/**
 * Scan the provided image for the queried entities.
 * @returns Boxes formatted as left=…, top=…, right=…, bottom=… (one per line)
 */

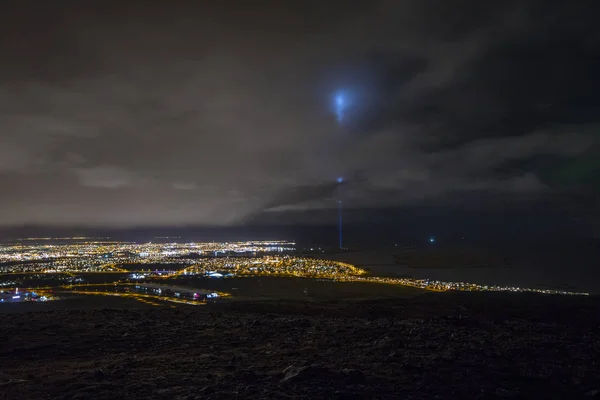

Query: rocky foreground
left=1, top=292, right=600, bottom=399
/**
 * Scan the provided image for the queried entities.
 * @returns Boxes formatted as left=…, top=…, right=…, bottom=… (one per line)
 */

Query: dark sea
left=324, top=240, right=600, bottom=294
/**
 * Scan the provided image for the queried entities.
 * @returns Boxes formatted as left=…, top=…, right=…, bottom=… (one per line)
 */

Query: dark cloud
left=0, top=0, right=598, bottom=232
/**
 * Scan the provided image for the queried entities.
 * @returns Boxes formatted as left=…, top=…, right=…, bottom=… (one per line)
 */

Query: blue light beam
left=338, top=199, right=343, bottom=249
left=334, top=91, right=349, bottom=124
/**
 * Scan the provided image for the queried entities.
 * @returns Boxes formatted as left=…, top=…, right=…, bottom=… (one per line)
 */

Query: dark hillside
left=1, top=293, right=599, bottom=399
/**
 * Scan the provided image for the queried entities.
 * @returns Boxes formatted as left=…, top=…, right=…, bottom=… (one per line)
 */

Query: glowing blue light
left=429, top=236, right=436, bottom=244
left=337, top=177, right=344, bottom=183
left=333, top=90, right=349, bottom=124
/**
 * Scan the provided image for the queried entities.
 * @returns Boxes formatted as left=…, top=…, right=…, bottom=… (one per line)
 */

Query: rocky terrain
left=1, top=292, right=600, bottom=399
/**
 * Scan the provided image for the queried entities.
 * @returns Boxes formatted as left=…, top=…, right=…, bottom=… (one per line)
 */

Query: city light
left=0, top=238, right=589, bottom=300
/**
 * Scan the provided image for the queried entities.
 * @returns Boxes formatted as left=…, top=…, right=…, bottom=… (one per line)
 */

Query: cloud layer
left=0, top=0, right=598, bottom=227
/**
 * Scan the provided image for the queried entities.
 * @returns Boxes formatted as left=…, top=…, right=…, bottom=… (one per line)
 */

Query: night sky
left=1, top=1, right=599, bottom=240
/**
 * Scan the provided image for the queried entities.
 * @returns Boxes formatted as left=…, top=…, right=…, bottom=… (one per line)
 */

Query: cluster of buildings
left=0, top=240, right=296, bottom=274
left=0, top=238, right=590, bottom=298
left=68, top=283, right=223, bottom=304
left=0, top=288, right=54, bottom=303
left=180, top=256, right=365, bottom=278
left=179, top=256, right=588, bottom=295
left=331, top=275, right=589, bottom=296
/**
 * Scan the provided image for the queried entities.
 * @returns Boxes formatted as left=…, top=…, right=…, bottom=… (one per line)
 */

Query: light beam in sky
left=333, top=90, right=349, bottom=249
left=334, top=90, right=349, bottom=124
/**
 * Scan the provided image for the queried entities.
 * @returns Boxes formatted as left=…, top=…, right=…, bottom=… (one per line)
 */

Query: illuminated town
left=0, top=239, right=589, bottom=304
left=0, top=239, right=296, bottom=273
